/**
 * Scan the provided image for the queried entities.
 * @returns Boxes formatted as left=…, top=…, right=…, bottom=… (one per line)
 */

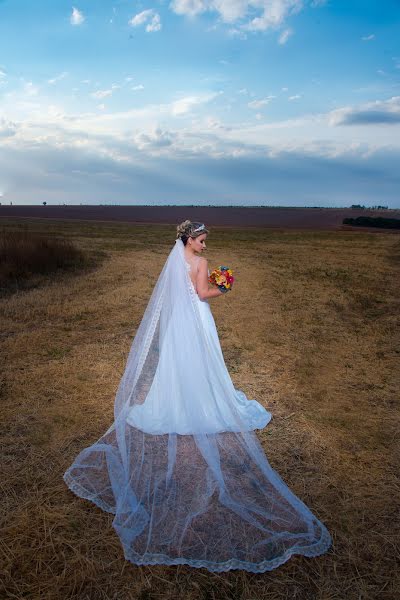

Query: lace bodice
left=185, top=257, right=210, bottom=276
left=185, top=258, right=210, bottom=295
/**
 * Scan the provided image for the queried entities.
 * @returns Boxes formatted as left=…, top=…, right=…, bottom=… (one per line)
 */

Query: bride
left=64, top=220, right=332, bottom=572
left=125, top=222, right=271, bottom=435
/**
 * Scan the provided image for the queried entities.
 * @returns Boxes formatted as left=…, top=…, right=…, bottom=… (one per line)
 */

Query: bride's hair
left=176, top=220, right=210, bottom=246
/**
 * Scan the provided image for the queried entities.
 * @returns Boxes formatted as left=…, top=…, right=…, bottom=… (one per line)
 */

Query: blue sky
left=0, top=0, right=399, bottom=207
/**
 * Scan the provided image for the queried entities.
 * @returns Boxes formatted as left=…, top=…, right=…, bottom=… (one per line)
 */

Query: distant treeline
left=343, top=216, right=400, bottom=229
left=350, top=204, right=389, bottom=210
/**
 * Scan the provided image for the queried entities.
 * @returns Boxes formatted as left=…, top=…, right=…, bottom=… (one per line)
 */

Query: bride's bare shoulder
left=197, top=256, right=208, bottom=269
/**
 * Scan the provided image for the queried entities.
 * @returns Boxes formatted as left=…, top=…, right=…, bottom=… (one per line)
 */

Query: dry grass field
left=1, top=218, right=399, bottom=600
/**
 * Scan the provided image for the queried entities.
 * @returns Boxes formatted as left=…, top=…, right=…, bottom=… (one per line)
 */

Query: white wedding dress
left=63, top=238, right=332, bottom=573
left=126, top=256, right=271, bottom=434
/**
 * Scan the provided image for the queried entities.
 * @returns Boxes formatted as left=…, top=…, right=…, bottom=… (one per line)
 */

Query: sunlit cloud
left=392, top=57, right=400, bottom=70
left=329, top=96, right=400, bottom=126
left=248, top=96, right=276, bottom=109
left=48, top=71, right=68, bottom=85
left=129, top=9, right=162, bottom=32
left=170, top=0, right=312, bottom=33
left=278, top=27, right=293, bottom=44
left=70, top=7, right=85, bottom=26
left=171, top=93, right=218, bottom=115
left=91, top=89, right=113, bottom=99
left=0, top=117, right=17, bottom=138
left=23, top=81, right=39, bottom=96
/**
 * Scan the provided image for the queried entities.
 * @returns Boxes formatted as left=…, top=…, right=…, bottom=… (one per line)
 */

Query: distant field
left=1, top=218, right=399, bottom=600
left=1, top=204, right=400, bottom=231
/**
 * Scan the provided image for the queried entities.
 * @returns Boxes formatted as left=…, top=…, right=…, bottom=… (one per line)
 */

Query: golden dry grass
left=1, top=218, right=399, bottom=600
left=0, top=228, right=87, bottom=290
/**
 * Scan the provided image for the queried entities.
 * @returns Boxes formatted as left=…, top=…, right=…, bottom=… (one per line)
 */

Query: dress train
left=63, top=238, right=332, bottom=572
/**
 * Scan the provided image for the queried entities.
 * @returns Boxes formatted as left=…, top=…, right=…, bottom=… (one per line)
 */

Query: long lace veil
left=63, top=237, right=332, bottom=572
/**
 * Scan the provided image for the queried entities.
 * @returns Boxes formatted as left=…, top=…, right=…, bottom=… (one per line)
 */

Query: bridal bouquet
left=209, top=266, right=234, bottom=293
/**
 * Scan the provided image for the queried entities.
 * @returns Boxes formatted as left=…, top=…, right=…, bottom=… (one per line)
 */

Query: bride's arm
left=196, top=258, right=225, bottom=300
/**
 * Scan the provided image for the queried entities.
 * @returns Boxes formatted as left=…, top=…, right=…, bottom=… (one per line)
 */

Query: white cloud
left=210, top=0, right=248, bottom=23
left=0, top=91, right=220, bottom=136
left=24, top=81, right=39, bottom=96
left=0, top=117, right=17, bottom=138
left=170, top=0, right=209, bottom=18
left=244, top=1, right=303, bottom=33
left=171, top=93, right=217, bottom=115
left=129, top=9, right=162, bottom=32
left=2, top=132, right=399, bottom=207
left=328, top=96, right=400, bottom=126
left=134, top=127, right=175, bottom=150
left=248, top=96, right=275, bottom=109
left=1, top=87, right=400, bottom=209
left=392, top=57, right=400, bottom=70
left=288, top=94, right=301, bottom=100
left=3, top=83, right=399, bottom=178
left=227, top=27, right=247, bottom=39
left=129, top=9, right=152, bottom=26
left=48, top=71, right=68, bottom=85
left=147, top=13, right=162, bottom=32
left=131, top=84, right=145, bottom=91
left=170, top=1, right=314, bottom=33
left=278, top=27, right=293, bottom=44
left=91, top=89, right=113, bottom=99
left=361, top=33, right=375, bottom=41
left=47, top=105, right=66, bottom=119
left=70, top=7, right=85, bottom=26
left=203, top=116, right=226, bottom=129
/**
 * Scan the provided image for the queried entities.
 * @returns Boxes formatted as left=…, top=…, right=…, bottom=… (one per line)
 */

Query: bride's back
left=186, top=254, right=202, bottom=291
